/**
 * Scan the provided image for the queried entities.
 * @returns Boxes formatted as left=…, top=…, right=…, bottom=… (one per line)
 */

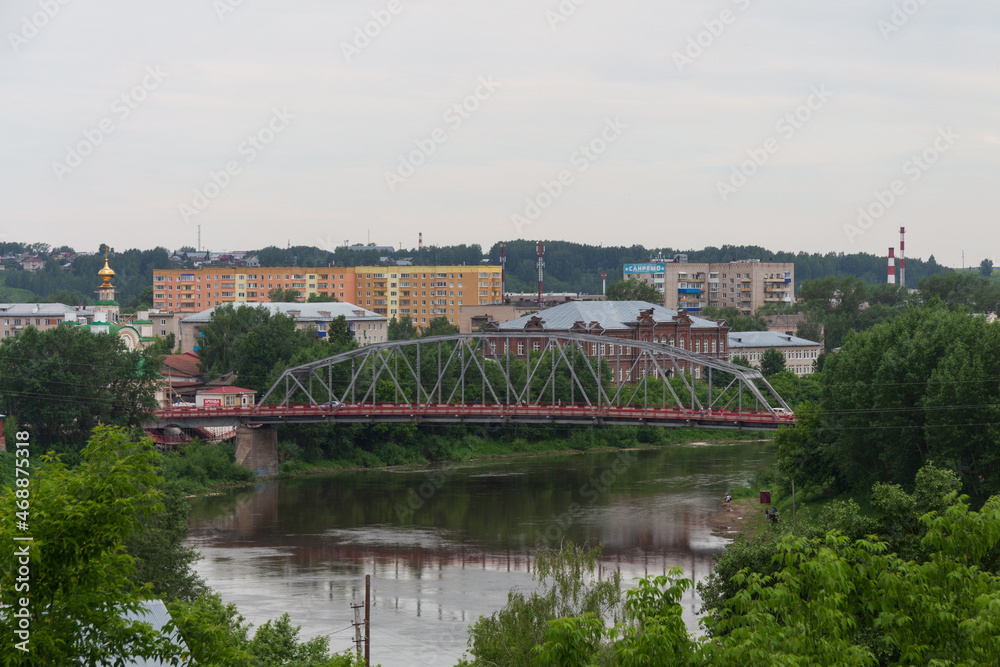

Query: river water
left=186, top=440, right=774, bottom=666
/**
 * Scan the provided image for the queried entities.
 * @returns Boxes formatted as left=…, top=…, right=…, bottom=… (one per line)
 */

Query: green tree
left=307, top=292, right=338, bottom=303
left=818, top=304, right=1000, bottom=495
left=700, top=305, right=767, bottom=332
left=268, top=287, right=302, bottom=302
left=0, top=427, right=186, bottom=665
left=463, top=543, right=623, bottom=666
left=167, top=592, right=365, bottom=666
left=388, top=316, right=418, bottom=340
left=605, top=278, right=662, bottom=303
left=980, top=258, right=994, bottom=278
left=758, top=347, right=786, bottom=376
left=421, top=316, right=459, bottom=338
left=197, top=304, right=314, bottom=392
left=125, top=482, right=208, bottom=603
left=0, top=326, right=163, bottom=454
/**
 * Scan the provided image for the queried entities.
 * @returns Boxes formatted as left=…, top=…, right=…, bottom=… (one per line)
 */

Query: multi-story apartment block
left=625, top=258, right=794, bottom=315
left=152, top=265, right=503, bottom=328
left=350, top=265, right=502, bottom=327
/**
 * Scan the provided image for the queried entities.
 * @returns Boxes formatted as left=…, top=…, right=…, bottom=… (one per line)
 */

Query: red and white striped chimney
left=899, top=227, right=905, bottom=287
left=418, top=232, right=423, bottom=252
left=887, top=247, right=896, bottom=285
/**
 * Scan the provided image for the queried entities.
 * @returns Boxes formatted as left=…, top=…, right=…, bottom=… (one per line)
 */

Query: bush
left=160, top=441, right=254, bottom=494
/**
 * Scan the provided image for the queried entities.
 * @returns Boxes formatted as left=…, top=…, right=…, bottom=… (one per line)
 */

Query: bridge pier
left=235, top=425, right=279, bottom=477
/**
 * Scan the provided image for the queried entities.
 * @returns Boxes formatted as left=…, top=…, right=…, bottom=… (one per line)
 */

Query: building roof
left=162, top=352, right=201, bottom=378
left=497, top=301, right=722, bottom=331
left=0, top=303, right=91, bottom=317
left=181, top=302, right=386, bottom=324
left=728, top=331, right=821, bottom=348
left=198, top=386, right=256, bottom=394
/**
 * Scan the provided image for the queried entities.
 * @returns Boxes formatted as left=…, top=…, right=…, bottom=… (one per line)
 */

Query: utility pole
left=365, top=574, right=371, bottom=666
left=351, top=575, right=371, bottom=663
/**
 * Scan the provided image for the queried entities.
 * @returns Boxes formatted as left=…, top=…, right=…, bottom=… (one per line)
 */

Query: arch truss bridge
left=218, top=332, right=794, bottom=430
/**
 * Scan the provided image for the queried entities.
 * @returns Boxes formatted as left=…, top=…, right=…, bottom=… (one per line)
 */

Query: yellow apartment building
left=152, top=264, right=502, bottom=328
left=350, top=265, right=502, bottom=327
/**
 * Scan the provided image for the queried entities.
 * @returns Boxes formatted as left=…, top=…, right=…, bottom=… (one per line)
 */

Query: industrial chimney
left=418, top=232, right=423, bottom=252
left=887, top=247, right=896, bottom=285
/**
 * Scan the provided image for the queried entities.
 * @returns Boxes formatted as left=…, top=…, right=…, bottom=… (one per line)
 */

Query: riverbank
left=273, top=427, right=772, bottom=481
left=707, top=496, right=773, bottom=541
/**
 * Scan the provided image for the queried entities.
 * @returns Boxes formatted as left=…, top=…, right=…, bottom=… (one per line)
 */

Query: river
left=186, top=440, right=774, bottom=666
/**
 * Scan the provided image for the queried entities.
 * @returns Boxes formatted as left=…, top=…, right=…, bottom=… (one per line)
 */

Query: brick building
left=487, top=300, right=731, bottom=381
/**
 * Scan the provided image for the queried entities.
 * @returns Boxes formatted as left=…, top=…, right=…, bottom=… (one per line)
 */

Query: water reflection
left=188, top=441, right=773, bottom=666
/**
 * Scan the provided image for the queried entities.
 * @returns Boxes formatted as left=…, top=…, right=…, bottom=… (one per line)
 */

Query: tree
left=388, top=316, right=418, bottom=341
left=980, top=258, right=994, bottom=278
left=167, top=593, right=364, bottom=666
left=306, top=292, right=338, bottom=303
left=700, top=305, right=766, bottom=332
left=125, top=482, right=207, bottom=603
left=0, top=326, right=163, bottom=454
left=817, top=304, right=1000, bottom=496
left=268, top=287, right=301, bottom=302
left=795, top=316, right=823, bottom=344
left=605, top=278, right=662, bottom=303
left=0, top=427, right=186, bottom=665
left=463, top=542, right=623, bottom=666
left=421, top=316, right=459, bottom=338
left=197, top=304, right=307, bottom=392
left=759, top=347, right=786, bottom=376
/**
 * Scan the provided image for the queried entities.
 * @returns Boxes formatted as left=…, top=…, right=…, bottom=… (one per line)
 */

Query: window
left=532, top=341, right=540, bottom=352
left=517, top=342, right=525, bottom=355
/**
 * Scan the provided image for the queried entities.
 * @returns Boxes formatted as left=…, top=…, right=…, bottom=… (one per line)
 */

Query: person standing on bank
left=725, top=492, right=732, bottom=511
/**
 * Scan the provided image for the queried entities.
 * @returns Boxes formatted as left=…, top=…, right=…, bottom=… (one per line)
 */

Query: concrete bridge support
left=235, top=425, right=279, bottom=477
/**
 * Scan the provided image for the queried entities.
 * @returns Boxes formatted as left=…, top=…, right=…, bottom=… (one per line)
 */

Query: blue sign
left=624, top=263, right=665, bottom=274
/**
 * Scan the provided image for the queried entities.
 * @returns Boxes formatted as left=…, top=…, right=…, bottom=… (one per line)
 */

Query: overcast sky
left=1, top=0, right=997, bottom=267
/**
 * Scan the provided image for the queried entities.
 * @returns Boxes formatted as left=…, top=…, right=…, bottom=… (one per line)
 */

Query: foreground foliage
left=0, top=426, right=373, bottom=666
left=461, top=481, right=1000, bottom=666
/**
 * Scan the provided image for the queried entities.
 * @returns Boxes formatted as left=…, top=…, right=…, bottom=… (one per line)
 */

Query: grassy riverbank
left=158, top=425, right=773, bottom=494
left=273, top=425, right=771, bottom=478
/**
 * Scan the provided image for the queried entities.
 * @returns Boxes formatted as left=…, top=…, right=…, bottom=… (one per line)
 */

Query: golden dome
left=98, top=252, right=115, bottom=288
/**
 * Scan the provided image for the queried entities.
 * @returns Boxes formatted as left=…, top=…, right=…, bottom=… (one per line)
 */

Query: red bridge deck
left=152, top=403, right=795, bottom=430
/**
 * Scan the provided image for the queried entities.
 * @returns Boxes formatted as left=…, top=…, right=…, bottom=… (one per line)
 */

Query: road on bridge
left=152, top=402, right=795, bottom=431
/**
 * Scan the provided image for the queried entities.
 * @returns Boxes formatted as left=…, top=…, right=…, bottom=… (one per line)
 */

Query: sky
left=1, top=0, right=997, bottom=267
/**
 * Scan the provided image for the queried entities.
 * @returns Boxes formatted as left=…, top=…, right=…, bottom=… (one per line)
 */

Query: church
left=63, top=253, right=156, bottom=350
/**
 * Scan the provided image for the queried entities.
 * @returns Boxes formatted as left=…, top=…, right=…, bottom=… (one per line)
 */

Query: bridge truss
left=257, top=332, right=792, bottom=420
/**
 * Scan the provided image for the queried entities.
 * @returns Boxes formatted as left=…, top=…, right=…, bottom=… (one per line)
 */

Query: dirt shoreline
left=707, top=497, right=768, bottom=540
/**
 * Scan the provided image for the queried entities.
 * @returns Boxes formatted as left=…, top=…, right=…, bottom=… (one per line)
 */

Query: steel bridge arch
left=257, top=332, right=792, bottom=416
